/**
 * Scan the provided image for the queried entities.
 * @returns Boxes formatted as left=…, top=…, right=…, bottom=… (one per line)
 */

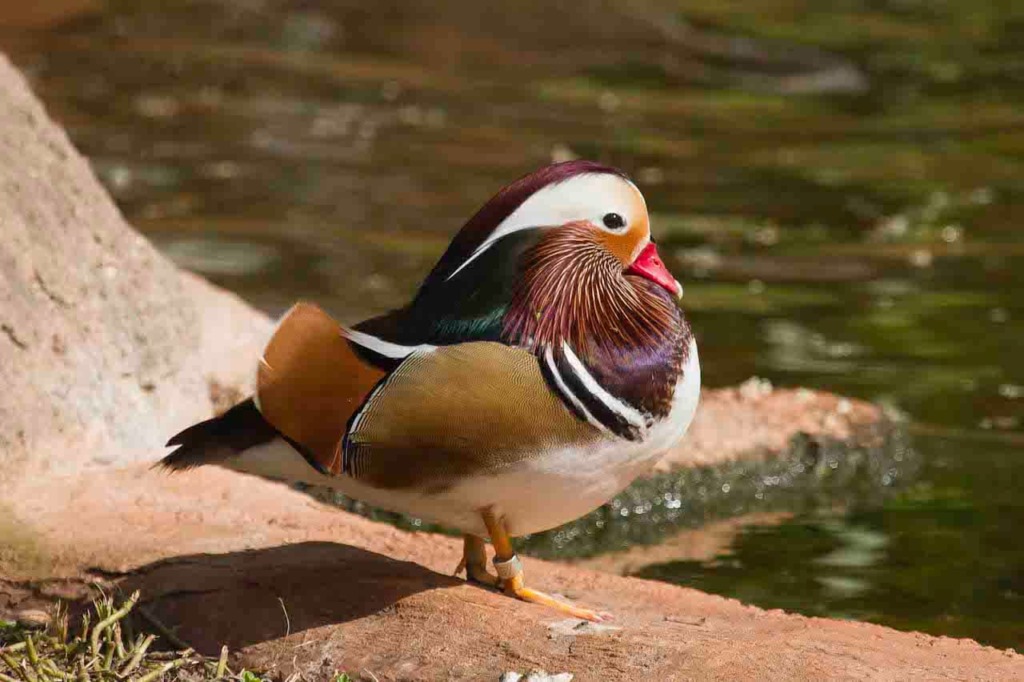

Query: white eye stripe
left=446, top=173, right=643, bottom=280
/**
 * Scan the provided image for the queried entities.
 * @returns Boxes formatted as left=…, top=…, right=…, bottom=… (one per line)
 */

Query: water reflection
left=636, top=433, right=1024, bottom=650
left=1, top=0, right=1022, bottom=651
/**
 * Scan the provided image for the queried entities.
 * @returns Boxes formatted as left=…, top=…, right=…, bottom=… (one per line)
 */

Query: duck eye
left=602, top=212, right=626, bottom=230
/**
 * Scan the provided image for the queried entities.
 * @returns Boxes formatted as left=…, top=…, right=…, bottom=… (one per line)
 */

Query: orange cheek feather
left=596, top=215, right=649, bottom=266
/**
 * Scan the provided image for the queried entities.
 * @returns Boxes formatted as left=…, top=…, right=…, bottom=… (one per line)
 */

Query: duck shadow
left=115, top=542, right=462, bottom=655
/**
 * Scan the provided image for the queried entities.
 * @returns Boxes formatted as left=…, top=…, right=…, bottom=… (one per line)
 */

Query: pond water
left=3, top=0, right=1021, bottom=651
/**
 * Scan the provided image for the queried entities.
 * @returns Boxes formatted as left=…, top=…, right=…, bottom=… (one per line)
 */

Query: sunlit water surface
left=2, top=0, right=1021, bottom=650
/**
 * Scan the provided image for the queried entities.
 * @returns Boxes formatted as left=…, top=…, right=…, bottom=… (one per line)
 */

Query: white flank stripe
left=560, top=342, right=649, bottom=431
left=343, top=366, right=399, bottom=472
left=543, top=346, right=610, bottom=435
left=342, top=328, right=436, bottom=359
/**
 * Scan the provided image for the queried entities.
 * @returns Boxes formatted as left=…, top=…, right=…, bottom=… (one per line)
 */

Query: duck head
left=364, top=160, right=685, bottom=355
left=430, top=160, right=681, bottom=300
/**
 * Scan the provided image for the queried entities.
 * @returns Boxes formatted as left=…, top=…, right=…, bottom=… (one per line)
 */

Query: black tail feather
left=160, top=398, right=278, bottom=471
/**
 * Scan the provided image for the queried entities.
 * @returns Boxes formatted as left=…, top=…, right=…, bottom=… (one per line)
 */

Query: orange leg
left=454, top=534, right=499, bottom=587
left=480, top=508, right=611, bottom=622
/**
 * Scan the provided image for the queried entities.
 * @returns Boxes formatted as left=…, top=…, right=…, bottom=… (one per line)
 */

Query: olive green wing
left=343, top=341, right=601, bottom=489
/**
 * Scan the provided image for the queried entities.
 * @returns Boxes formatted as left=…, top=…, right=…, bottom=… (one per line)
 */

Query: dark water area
left=2, top=0, right=1022, bottom=650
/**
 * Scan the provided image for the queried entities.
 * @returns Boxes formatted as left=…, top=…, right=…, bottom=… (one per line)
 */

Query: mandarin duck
left=162, top=160, right=700, bottom=621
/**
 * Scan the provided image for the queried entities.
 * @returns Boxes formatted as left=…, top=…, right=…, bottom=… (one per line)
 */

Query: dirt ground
left=1, top=464, right=1020, bottom=681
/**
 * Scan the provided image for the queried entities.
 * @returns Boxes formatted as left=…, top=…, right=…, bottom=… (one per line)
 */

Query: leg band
left=492, top=553, right=523, bottom=580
